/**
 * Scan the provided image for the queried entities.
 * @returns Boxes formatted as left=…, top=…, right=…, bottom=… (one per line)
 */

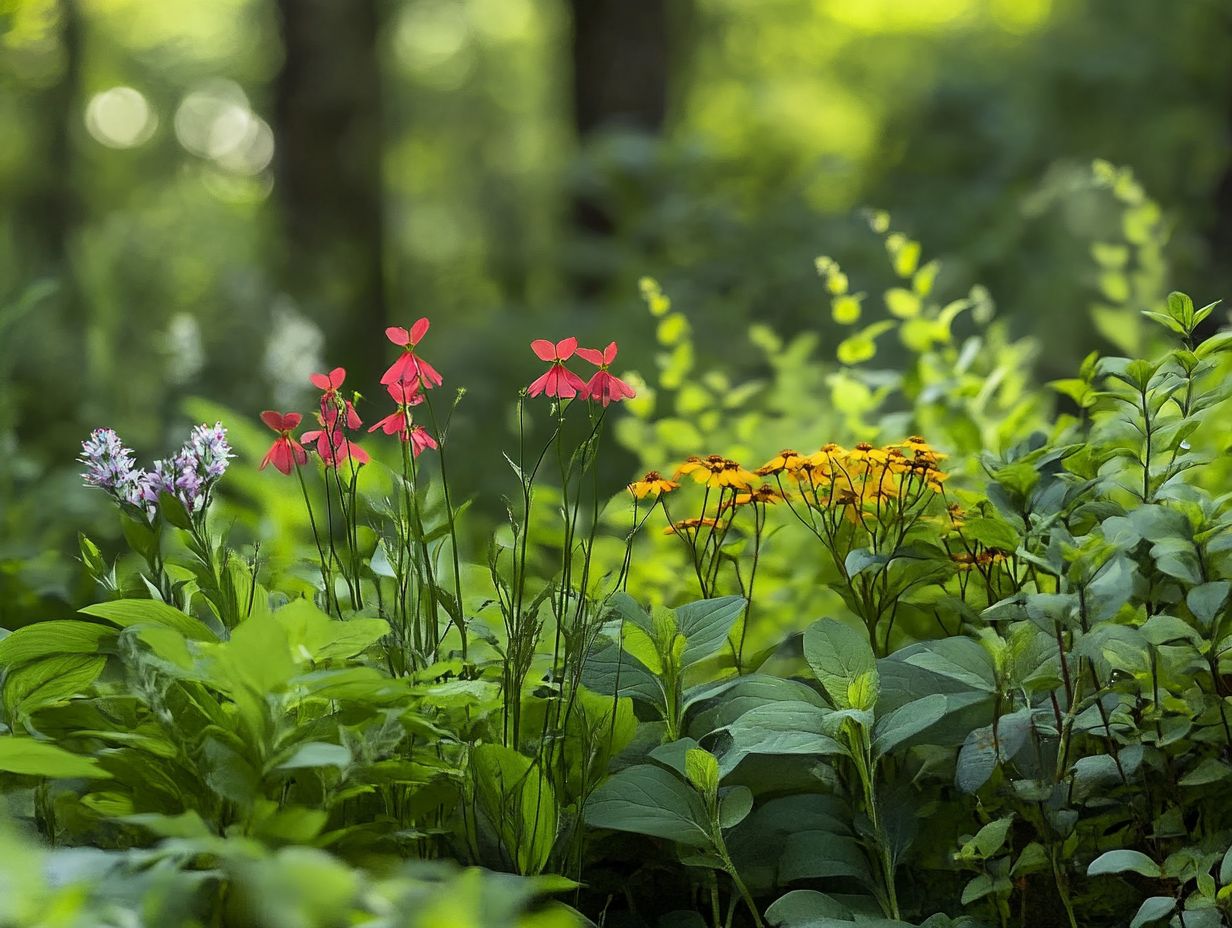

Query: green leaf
left=721, top=701, right=847, bottom=774
left=803, top=618, right=877, bottom=710
left=956, top=726, right=997, bottom=793
left=273, top=598, right=389, bottom=663
left=778, top=830, right=873, bottom=884
left=3, top=654, right=106, bottom=720
left=582, top=637, right=665, bottom=709
left=586, top=764, right=712, bottom=847
left=872, top=694, right=947, bottom=758
left=957, top=816, right=1014, bottom=861
left=0, top=737, right=111, bottom=779
left=275, top=742, right=352, bottom=771
left=1087, top=849, right=1160, bottom=877
left=81, top=599, right=218, bottom=641
left=1178, top=757, right=1231, bottom=787
left=1167, top=291, right=1195, bottom=328
left=471, top=743, right=558, bottom=875
left=1129, top=897, right=1174, bottom=928
left=0, top=620, right=115, bottom=668
left=718, top=786, right=753, bottom=829
left=675, top=596, right=746, bottom=666
left=684, top=748, right=720, bottom=798
left=1188, top=582, right=1229, bottom=627
left=764, top=890, right=853, bottom=926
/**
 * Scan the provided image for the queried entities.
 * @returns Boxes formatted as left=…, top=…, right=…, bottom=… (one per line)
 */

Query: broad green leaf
left=3, top=654, right=106, bottom=720
left=471, top=744, right=558, bottom=875
left=803, top=618, right=877, bottom=710
left=1188, top=582, right=1230, bottom=627
left=721, top=701, right=847, bottom=774
left=1130, top=896, right=1175, bottom=928
left=276, top=742, right=352, bottom=771
left=622, top=624, right=664, bottom=674
left=0, top=737, right=111, bottom=779
left=675, top=596, right=746, bottom=666
left=0, top=621, right=115, bottom=667
left=273, top=598, right=389, bottom=663
left=582, top=636, right=666, bottom=709
left=897, top=637, right=997, bottom=692
left=872, top=694, right=947, bottom=757
left=956, top=726, right=997, bottom=794
left=81, top=599, right=218, bottom=642
left=765, top=890, right=853, bottom=926
left=1087, top=849, right=1160, bottom=877
left=779, top=830, right=873, bottom=884
left=718, top=785, right=753, bottom=829
left=585, top=764, right=712, bottom=847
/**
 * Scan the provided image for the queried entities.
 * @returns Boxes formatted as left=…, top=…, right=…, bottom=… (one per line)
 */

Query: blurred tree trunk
left=8, top=0, right=84, bottom=446
left=274, top=0, right=386, bottom=385
left=568, top=0, right=674, bottom=296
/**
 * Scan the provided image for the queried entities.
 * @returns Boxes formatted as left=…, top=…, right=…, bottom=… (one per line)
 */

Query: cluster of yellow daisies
left=629, top=438, right=950, bottom=534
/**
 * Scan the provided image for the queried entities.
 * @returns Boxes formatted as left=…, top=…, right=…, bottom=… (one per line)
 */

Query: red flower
left=302, top=420, right=370, bottom=467
left=368, top=382, right=433, bottom=456
left=576, top=341, right=636, bottom=407
left=309, top=366, right=362, bottom=431
left=527, top=337, right=587, bottom=399
left=304, top=367, right=366, bottom=467
left=381, top=317, right=442, bottom=389
left=259, top=411, right=308, bottom=475
left=409, top=425, right=438, bottom=457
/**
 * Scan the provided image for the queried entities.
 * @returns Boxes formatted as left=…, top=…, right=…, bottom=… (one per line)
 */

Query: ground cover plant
left=3, top=222, right=1232, bottom=927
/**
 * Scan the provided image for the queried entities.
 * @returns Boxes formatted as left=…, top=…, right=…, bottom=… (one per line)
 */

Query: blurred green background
left=3, top=0, right=1232, bottom=620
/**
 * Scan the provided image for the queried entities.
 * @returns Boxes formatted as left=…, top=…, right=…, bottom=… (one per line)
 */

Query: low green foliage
left=3, top=229, right=1232, bottom=926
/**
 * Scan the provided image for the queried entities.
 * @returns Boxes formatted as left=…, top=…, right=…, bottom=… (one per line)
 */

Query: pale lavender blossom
left=79, top=428, right=147, bottom=508
left=80, top=422, right=233, bottom=520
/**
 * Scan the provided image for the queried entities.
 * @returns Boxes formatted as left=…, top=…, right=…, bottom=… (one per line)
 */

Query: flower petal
left=527, top=370, right=553, bottom=397
left=531, top=339, right=557, bottom=361
left=309, top=373, right=332, bottom=391
left=329, top=367, right=346, bottom=389
left=386, top=326, right=411, bottom=347
left=409, top=317, right=430, bottom=344
left=260, top=410, right=289, bottom=432
left=575, top=346, right=605, bottom=366
left=555, top=337, right=578, bottom=360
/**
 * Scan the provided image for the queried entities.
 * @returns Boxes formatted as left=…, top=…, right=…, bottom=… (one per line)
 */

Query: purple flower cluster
left=79, top=428, right=148, bottom=508
left=80, top=422, right=233, bottom=520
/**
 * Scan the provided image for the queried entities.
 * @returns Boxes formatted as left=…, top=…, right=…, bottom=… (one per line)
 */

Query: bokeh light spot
left=84, top=87, right=157, bottom=149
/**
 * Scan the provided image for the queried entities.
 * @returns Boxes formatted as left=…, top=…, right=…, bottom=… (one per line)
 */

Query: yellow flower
left=663, top=517, right=720, bottom=536
left=628, top=471, right=679, bottom=499
left=721, top=485, right=789, bottom=510
left=789, top=451, right=833, bottom=485
left=675, top=454, right=726, bottom=483
left=756, top=449, right=802, bottom=476
left=847, top=441, right=888, bottom=466
left=715, top=459, right=758, bottom=490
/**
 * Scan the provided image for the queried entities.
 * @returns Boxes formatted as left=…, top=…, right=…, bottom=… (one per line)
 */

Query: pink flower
left=368, top=382, right=434, bottom=456
left=309, top=366, right=362, bottom=431
left=527, top=337, right=587, bottom=399
left=576, top=341, right=636, bottom=407
left=259, top=411, right=308, bottom=475
left=302, top=422, right=370, bottom=467
left=304, top=367, right=366, bottom=467
left=409, top=425, right=438, bottom=457
left=381, top=318, right=442, bottom=389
